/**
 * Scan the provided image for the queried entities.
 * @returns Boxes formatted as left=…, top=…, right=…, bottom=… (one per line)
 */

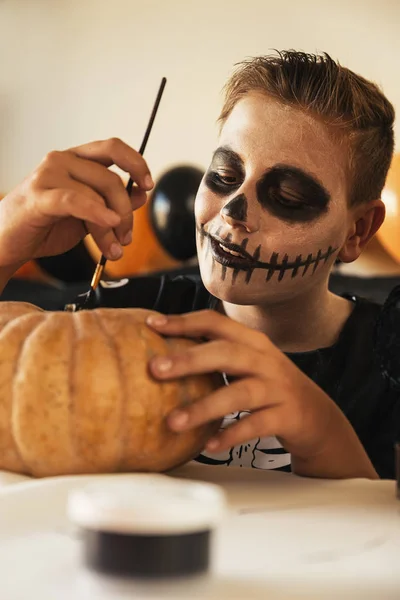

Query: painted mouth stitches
left=197, top=223, right=338, bottom=284
left=209, top=232, right=337, bottom=272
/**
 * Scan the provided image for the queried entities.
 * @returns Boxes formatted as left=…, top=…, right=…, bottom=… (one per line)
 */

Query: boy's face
left=195, top=92, right=351, bottom=305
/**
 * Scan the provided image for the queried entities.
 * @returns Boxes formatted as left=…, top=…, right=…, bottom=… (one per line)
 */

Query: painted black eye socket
left=270, top=187, right=310, bottom=210
left=204, top=170, right=242, bottom=195
left=212, top=171, right=239, bottom=186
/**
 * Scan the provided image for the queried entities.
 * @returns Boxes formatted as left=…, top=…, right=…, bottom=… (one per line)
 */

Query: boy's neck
left=221, top=287, right=354, bottom=353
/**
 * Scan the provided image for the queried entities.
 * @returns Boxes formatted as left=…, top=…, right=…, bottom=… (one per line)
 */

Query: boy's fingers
left=205, top=410, right=278, bottom=453
left=146, top=310, right=270, bottom=353
left=70, top=138, right=154, bottom=190
left=84, top=221, right=123, bottom=261
left=38, top=188, right=120, bottom=229
left=62, top=154, right=133, bottom=246
left=129, top=185, right=148, bottom=211
left=36, top=151, right=135, bottom=246
left=165, top=377, right=275, bottom=432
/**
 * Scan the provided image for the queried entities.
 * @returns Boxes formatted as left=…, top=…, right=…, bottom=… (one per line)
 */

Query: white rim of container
left=67, top=475, right=227, bottom=535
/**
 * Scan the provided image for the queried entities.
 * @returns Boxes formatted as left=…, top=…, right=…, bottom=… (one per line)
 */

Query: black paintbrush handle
left=89, top=77, right=167, bottom=297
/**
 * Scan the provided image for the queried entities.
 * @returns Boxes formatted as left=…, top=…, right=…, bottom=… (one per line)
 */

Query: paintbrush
left=65, top=77, right=167, bottom=312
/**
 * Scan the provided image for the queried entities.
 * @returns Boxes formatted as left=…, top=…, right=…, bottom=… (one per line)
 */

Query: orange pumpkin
left=0, top=303, right=221, bottom=477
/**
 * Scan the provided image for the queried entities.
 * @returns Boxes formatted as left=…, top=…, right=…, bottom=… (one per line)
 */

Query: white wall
left=0, top=0, right=399, bottom=192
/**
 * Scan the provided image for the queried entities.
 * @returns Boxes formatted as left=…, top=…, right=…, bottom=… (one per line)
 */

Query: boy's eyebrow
left=211, top=146, right=245, bottom=173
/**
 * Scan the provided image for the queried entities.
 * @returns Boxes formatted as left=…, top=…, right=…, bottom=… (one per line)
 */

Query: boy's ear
left=338, top=199, right=386, bottom=264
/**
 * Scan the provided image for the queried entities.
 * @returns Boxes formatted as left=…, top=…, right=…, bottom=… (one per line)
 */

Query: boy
left=0, top=51, right=397, bottom=479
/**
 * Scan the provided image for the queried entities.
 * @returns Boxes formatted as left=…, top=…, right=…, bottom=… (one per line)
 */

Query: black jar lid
left=68, top=475, right=226, bottom=578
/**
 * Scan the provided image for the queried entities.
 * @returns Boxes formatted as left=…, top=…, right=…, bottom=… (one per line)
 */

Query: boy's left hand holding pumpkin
left=147, top=310, right=378, bottom=479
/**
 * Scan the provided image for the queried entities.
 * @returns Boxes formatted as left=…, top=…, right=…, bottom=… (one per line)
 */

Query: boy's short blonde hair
left=219, top=51, right=395, bottom=206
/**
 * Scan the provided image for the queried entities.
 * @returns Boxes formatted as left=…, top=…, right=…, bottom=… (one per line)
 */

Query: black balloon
left=149, top=165, right=204, bottom=261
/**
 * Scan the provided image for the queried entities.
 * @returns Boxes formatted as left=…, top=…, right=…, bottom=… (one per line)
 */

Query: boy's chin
left=200, top=273, right=270, bottom=305
left=199, top=265, right=298, bottom=306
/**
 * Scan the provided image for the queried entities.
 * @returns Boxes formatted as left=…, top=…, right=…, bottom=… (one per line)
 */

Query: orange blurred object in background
left=377, top=153, right=400, bottom=264
left=13, top=261, right=51, bottom=282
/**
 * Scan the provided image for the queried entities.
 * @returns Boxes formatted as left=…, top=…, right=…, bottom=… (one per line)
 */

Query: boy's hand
left=146, top=310, right=377, bottom=479
left=0, top=138, right=153, bottom=268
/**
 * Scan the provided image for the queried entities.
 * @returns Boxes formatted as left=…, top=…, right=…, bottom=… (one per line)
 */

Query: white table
left=0, top=464, right=399, bottom=600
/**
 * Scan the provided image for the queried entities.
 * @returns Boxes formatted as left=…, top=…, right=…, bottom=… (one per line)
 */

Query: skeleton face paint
left=195, top=93, right=350, bottom=305
left=255, top=166, right=330, bottom=223
left=221, top=194, right=248, bottom=223
left=198, top=224, right=337, bottom=285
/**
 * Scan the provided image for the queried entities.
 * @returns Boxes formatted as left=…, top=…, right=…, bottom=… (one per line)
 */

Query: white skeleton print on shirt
left=195, top=410, right=291, bottom=470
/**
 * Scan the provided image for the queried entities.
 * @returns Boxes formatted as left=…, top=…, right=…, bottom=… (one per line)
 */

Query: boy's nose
left=220, top=192, right=259, bottom=232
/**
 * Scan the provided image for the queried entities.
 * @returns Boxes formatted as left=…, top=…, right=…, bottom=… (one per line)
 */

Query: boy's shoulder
left=338, top=287, right=400, bottom=387
left=341, top=285, right=400, bottom=389
left=373, top=285, right=400, bottom=390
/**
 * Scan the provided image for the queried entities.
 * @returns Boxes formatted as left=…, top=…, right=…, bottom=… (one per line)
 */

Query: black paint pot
left=68, top=475, right=226, bottom=578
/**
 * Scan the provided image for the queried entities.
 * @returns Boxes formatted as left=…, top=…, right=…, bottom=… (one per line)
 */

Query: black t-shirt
left=88, top=274, right=400, bottom=479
